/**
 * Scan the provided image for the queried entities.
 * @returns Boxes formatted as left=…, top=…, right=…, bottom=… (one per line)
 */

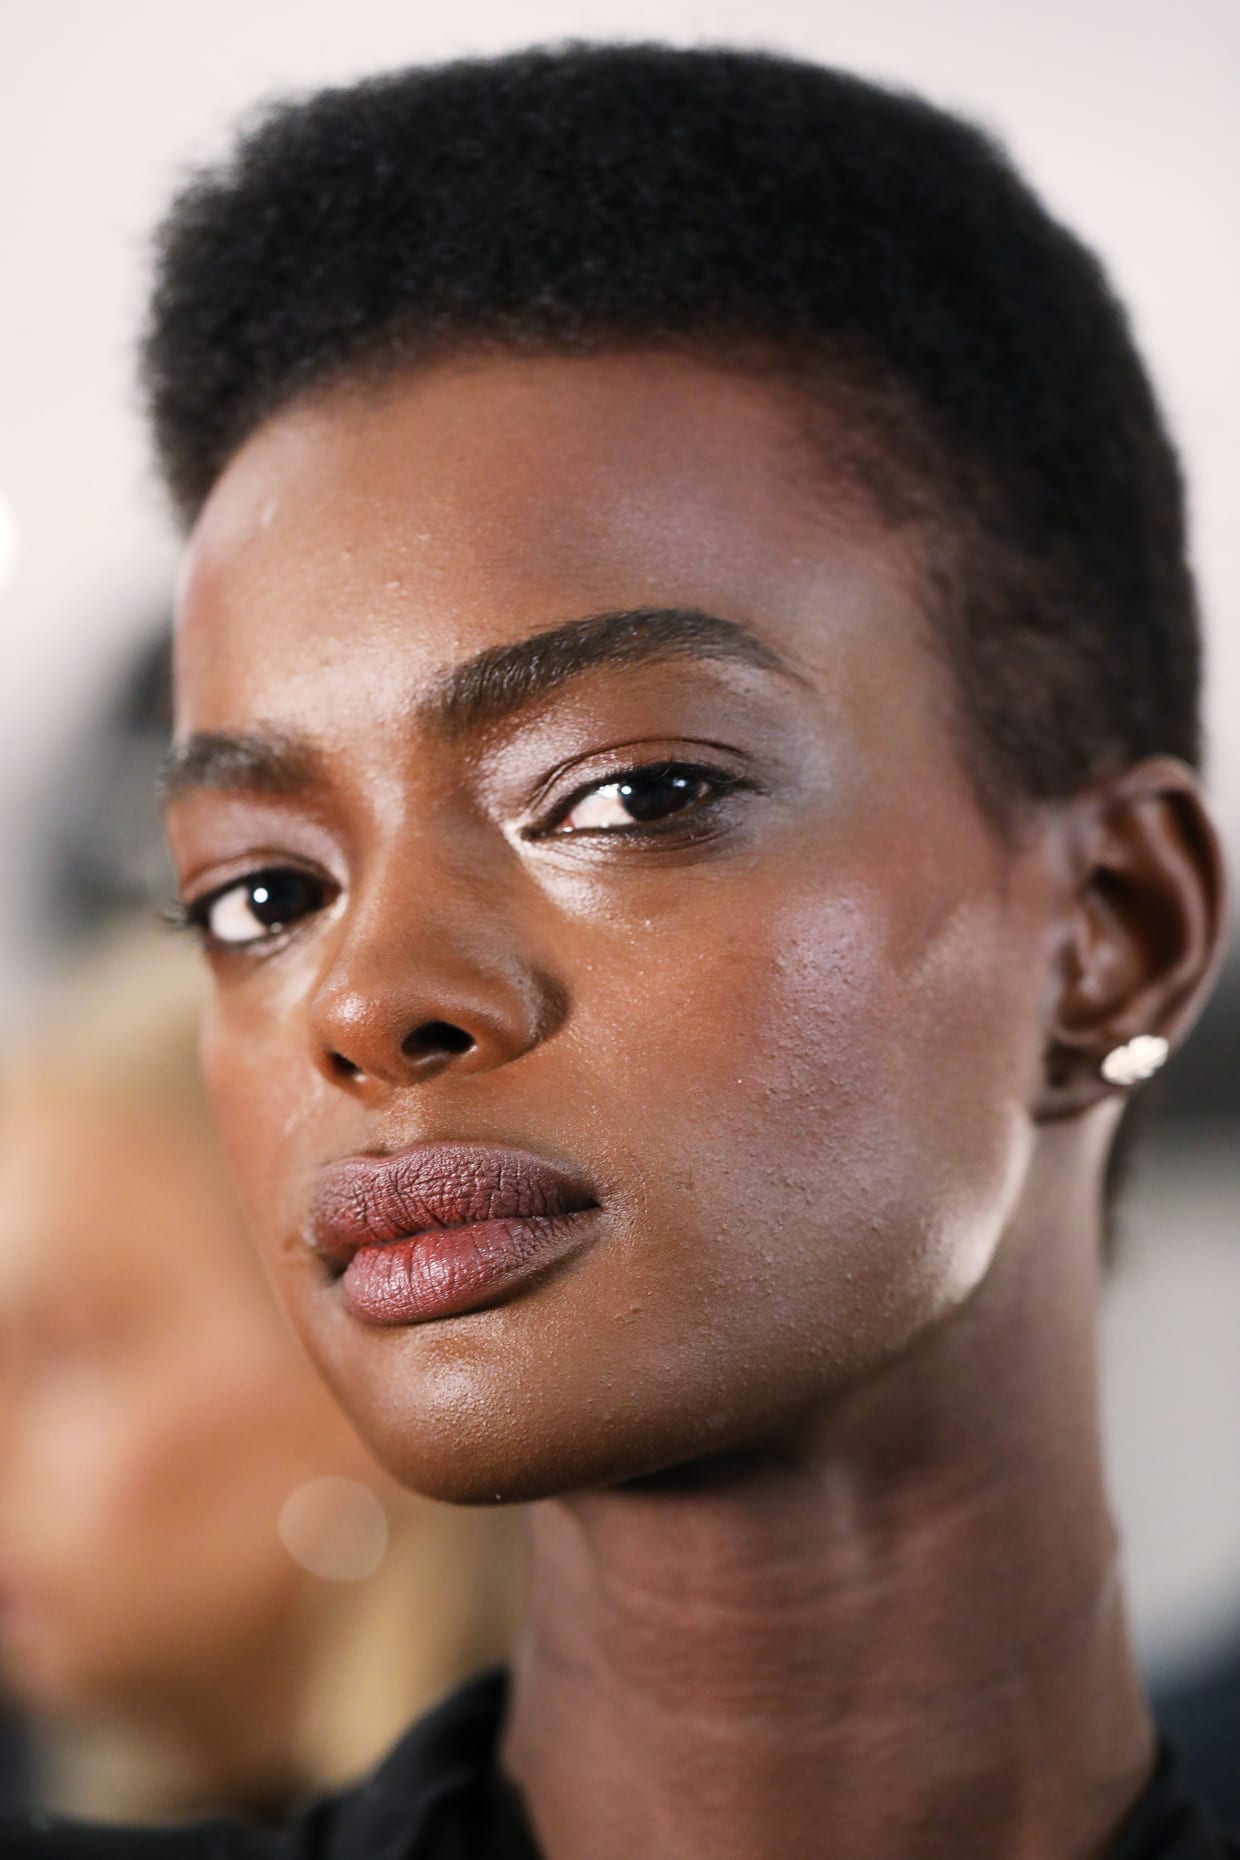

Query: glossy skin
left=171, top=353, right=1060, bottom=1501
left=167, top=350, right=1225, bottom=1857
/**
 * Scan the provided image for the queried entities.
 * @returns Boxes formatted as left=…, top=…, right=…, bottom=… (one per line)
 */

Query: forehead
left=176, top=350, right=938, bottom=737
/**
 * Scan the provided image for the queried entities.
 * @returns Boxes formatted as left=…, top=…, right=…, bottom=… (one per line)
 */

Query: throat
left=502, top=1389, right=1153, bottom=1860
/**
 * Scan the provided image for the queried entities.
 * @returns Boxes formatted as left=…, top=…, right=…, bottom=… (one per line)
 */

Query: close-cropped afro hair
left=142, top=40, right=1205, bottom=1223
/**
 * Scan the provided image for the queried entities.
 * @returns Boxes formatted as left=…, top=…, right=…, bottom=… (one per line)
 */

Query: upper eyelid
left=510, top=735, right=752, bottom=814
left=182, top=857, right=330, bottom=910
left=552, top=754, right=742, bottom=805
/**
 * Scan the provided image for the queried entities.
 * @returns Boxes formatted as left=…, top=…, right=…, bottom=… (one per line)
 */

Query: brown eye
left=192, top=869, right=328, bottom=947
left=557, top=766, right=716, bottom=833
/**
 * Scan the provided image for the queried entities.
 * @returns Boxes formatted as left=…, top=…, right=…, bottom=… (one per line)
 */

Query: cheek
left=196, top=821, right=1045, bottom=1488
left=201, top=993, right=318, bottom=1251
left=592, top=868, right=1038, bottom=1370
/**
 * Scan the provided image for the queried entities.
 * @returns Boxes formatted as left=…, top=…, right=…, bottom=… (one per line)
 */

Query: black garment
left=0, top=1702, right=33, bottom=1818
left=1, top=1669, right=1234, bottom=1858
left=1156, top=1635, right=1240, bottom=1828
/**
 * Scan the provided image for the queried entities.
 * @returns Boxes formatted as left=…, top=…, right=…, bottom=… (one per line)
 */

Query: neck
left=503, top=1138, right=1153, bottom=1860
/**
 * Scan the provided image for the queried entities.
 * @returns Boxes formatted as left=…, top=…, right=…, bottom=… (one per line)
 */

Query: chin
left=302, top=1304, right=841, bottom=1509
left=285, top=1192, right=1002, bottom=1508
left=328, top=1370, right=736, bottom=1508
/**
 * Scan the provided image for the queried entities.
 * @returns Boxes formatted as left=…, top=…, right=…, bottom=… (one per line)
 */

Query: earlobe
left=1037, top=756, right=1228, bottom=1119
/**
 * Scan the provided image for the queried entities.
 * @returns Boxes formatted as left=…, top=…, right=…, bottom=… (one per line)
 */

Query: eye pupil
left=616, top=770, right=700, bottom=823
left=248, top=872, right=314, bottom=929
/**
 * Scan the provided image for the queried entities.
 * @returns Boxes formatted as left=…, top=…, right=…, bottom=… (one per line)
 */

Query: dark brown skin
left=165, top=351, right=1227, bottom=1859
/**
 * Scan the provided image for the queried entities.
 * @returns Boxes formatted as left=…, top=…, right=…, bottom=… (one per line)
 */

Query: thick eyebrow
left=159, top=730, right=324, bottom=806
left=417, top=607, right=802, bottom=739
left=161, top=608, right=800, bottom=803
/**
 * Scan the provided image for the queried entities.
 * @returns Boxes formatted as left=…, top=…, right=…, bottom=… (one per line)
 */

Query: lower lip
left=338, top=1210, right=599, bottom=1325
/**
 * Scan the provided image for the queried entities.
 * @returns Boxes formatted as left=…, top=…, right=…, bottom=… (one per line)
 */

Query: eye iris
left=616, top=770, right=701, bottom=823
left=247, top=872, right=316, bottom=930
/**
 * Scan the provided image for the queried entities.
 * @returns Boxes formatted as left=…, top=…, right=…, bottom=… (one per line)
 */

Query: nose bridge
left=308, top=829, right=561, bottom=1087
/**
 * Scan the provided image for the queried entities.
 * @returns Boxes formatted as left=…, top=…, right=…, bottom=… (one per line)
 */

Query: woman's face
left=167, top=351, right=1061, bottom=1504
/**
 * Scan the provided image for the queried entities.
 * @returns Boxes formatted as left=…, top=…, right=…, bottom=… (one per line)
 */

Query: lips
left=309, top=1144, right=601, bottom=1326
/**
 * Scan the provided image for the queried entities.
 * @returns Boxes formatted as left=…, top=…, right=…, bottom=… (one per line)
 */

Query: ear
left=1038, top=756, right=1229, bottom=1119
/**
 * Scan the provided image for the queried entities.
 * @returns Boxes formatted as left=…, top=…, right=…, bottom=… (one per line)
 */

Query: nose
left=307, top=867, right=565, bottom=1092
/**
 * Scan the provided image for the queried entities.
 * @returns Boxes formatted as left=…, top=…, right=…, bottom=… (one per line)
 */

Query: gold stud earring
left=1099, top=1034, right=1169, bottom=1087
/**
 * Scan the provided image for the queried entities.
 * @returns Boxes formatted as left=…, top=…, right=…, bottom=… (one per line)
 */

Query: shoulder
left=0, top=1670, right=524, bottom=1860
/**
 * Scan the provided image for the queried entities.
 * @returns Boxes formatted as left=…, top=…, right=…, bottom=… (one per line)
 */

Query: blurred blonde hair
left=4, top=927, right=211, bottom=1127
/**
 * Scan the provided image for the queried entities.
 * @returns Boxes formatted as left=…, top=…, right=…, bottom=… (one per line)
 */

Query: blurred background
left=1, top=0, right=1236, bottom=1825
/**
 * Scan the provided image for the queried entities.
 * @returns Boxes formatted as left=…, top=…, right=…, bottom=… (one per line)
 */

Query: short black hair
left=143, top=42, right=1201, bottom=815
left=142, top=41, right=1203, bottom=1221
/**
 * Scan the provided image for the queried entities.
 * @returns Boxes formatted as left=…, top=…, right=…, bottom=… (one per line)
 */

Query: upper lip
left=309, top=1142, right=600, bottom=1267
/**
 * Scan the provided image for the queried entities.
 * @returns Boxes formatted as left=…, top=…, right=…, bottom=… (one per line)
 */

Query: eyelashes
left=171, top=867, right=334, bottom=952
left=171, top=759, right=750, bottom=955
left=534, top=759, right=744, bottom=838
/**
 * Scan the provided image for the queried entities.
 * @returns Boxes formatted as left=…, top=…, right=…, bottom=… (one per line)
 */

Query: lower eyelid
left=547, top=791, right=748, bottom=846
left=200, top=916, right=309, bottom=960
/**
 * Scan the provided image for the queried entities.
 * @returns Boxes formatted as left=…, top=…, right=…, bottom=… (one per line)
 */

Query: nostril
left=328, top=1050, right=364, bottom=1081
left=402, top=1019, right=476, bottom=1062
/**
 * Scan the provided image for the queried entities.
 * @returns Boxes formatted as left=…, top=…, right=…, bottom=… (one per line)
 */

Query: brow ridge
left=417, top=606, right=796, bottom=738
left=161, top=607, right=796, bottom=802
left=159, top=729, right=322, bottom=804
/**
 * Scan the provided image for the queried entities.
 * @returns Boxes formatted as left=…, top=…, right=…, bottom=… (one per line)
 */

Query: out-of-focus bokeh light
left=0, top=493, right=18, bottom=599
left=277, top=1476, right=390, bottom=1581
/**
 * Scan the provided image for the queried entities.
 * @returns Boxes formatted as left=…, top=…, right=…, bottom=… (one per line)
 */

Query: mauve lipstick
left=309, top=1144, right=601, bottom=1325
